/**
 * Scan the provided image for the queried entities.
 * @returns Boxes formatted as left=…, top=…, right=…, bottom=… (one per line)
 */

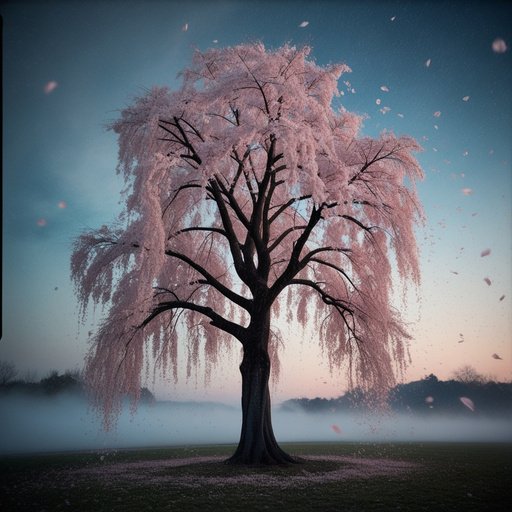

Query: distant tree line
left=0, top=361, right=155, bottom=403
left=281, top=369, right=512, bottom=417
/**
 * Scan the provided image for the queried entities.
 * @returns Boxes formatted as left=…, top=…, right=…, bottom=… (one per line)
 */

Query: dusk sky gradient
left=1, top=0, right=511, bottom=404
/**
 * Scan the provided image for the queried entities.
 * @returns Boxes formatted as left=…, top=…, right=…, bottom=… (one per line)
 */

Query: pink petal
left=58, top=200, right=67, bottom=209
left=492, top=38, right=508, bottom=53
left=331, top=424, right=342, bottom=434
left=459, top=397, right=475, bottom=412
left=433, top=111, right=441, bottom=117
left=44, top=81, right=58, bottom=94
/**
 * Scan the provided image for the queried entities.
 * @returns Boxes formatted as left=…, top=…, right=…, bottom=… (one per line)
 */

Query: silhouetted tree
left=0, top=361, right=18, bottom=386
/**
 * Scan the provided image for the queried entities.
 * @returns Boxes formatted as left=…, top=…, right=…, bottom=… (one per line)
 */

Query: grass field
left=1, top=442, right=511, bottom=511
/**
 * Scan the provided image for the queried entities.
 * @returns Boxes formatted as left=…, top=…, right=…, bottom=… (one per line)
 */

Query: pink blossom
left=71, top=43, right=425, bottom=431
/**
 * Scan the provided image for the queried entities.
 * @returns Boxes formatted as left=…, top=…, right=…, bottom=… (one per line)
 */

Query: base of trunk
left=225, top=442, right=299, bottom=466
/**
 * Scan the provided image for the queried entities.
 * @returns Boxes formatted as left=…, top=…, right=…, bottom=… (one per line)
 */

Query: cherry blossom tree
left=72, top=43, right=423, bottom=465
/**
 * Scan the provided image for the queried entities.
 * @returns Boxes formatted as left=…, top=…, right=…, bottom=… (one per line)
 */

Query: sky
left=1, top=0, right=511, bottom=405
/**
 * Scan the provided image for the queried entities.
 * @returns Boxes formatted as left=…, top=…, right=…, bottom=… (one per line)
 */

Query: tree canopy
left=72, top=43, right=423, bottom=428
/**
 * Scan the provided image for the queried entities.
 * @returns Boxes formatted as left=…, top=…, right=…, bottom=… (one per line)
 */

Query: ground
left=1, top=442, right=511, bottom=511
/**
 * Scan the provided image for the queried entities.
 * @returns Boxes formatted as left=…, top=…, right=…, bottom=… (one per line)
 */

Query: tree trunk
left=226, top=313, right=297, bottom=465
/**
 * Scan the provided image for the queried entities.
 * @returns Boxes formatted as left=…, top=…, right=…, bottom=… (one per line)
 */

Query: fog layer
left=1, top=395, right=511, bottom=455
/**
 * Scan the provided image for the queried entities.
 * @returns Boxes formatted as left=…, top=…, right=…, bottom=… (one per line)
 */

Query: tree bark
left=226, top=312, right=297, bottom=465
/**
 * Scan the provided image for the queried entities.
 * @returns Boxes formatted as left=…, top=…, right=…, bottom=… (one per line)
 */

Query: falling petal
left=390, top=15, right=396, bottom=21
left=492, top=353, right=503, bottom=360
left=299, top=21, right=309, bottom=28
left=425, top=58, right=432, bottom=67
left=499, top=295, right=505, bottom=301
left=379, top=106, right=391, bottom=114
left=182, top=23, right=188, bottom=31
left=459, top=397, right=475, bottom=412
left=492, top=38, right=508, bottom=53
left=37, top=218, right=47, bottom=227
left=461, top=188, right=473, bottom=196
left=58, top=200, right=67, bottom=209
left=434, top=124, right=439, bottom=130
left=433, top=111, right=441, bottom=117
left=484, top=277, right=492, bottom=286
left=480, top=248, right=491, bottom=257
left=44, top=81, right=58, bottom=94
left=380, top=85, right=390, bottom=92
left=425, top=396, right=434, bottom=404
left=54, top=287, right=59, bottom=291
left=397, top=113, right=404, bottom=118
left=463, top=150, right=469, bottom=157
left=331, top=424, right=342, bottom=434
left=213, top=39, right=218, bottom=43
left=450, top=271, right=459, bottom=275
left=376, top=98, right=381, bottom=105
left=462, top=95, right=470, bottom=102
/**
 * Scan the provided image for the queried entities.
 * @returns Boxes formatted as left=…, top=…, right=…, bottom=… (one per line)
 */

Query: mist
left=1, top=394, right=511, bottom=455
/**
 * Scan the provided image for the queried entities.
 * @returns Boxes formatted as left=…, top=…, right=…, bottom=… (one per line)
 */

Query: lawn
left=1, top=442, right=511, bottom=511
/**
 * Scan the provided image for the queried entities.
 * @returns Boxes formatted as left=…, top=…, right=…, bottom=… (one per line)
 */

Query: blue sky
left=1, top=0, right=511, bottom=402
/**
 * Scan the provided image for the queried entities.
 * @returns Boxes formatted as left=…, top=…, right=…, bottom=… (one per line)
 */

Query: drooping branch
left=286, top=278, right=362, bottom=343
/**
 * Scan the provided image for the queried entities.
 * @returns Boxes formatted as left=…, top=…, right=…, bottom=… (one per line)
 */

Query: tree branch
left=165, top=249, right=251, bottom=311
left=140, top=300, right=245, bottom=342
